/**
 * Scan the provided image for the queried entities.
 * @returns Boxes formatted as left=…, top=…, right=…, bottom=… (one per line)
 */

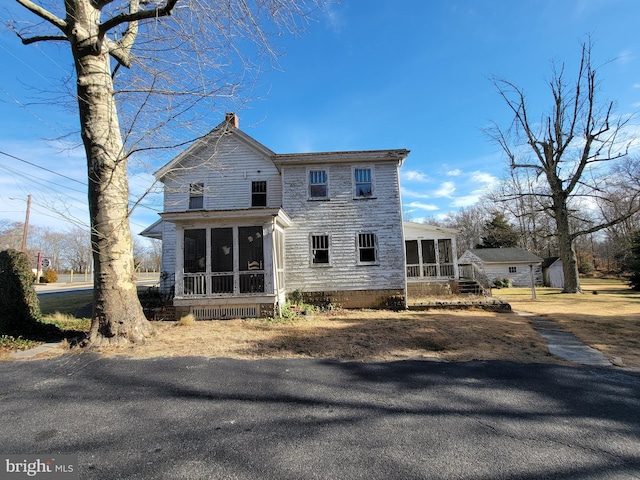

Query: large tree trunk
left=70, top=3, right=153, bottom=346
left=554, top=199, right=581, bottom=293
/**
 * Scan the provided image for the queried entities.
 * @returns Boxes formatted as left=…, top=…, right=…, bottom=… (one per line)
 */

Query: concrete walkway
left=516, top=311, right=614, bottom=367
left=10, top=341, right=63, bottom=360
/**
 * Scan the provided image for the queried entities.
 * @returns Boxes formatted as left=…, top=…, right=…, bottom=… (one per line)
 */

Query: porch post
left=205, top=228, right=212, bottom=296
left=452, top=236, right=459, bottom=279
left=175, top=225, right=184, bottom=296
left=232, top=226, right=240, bottom=294
left=417, top=239, right=424, bottom=278
left=435, top=240, right=441, bottom=278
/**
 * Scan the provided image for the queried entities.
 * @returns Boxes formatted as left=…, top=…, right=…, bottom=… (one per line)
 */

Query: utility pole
left=21, top=194, right=32, bottom=253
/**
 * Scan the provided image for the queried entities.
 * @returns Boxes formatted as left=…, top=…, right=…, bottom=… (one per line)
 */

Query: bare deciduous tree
left=488, top=40, right=640, bottom=293
left=10, top=0, right=323, bottom=345
left=441, top=205, right=489, bottom=256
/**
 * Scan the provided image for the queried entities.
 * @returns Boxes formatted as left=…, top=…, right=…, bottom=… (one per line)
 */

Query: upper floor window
left=309, top=170, right=328, bottom=199
left=251, top=181, right=267, bottom=207
left=311, top=234, right=330, bottom=265
left=189, top=183, right=204, bottom=210
left=509, top=266, right=517, bottom=273
left=358, top=233, right=378, bottom=263
left=354, top=168, right=373, bottom=198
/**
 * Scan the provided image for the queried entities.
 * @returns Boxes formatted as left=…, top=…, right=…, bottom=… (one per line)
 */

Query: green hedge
left=0, top=249, right=59, bottom=339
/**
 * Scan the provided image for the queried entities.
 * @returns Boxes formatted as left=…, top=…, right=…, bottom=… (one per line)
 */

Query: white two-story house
left=142, top=114, right=412, bottom=319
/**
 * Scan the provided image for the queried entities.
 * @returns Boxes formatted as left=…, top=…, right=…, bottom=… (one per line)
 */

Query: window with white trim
left=508, top=266, right=517, bottom=273
left=358, top=233, right=377, bottom=263
left=311, top=234, right=330, bottom=265
left=354, top=168, right=373, bottom=198
left=188, top=183, right=204, bottom=210
left=251, top=181, right=267, bottom=207
left=309, top=170, right=328, bottom=199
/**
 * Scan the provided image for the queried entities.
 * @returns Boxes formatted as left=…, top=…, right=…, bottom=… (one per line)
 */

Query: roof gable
left=154, top=119, right=276, bottom=181
left=542, top=257, right=561, bottom=268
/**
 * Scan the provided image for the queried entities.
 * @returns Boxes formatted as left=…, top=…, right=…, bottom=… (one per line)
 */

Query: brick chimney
left=225, top=113, right=238, bottom=128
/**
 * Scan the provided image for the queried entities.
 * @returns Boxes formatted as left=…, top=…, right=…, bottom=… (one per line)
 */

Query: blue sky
left=1, top=0, right=639, bottom=238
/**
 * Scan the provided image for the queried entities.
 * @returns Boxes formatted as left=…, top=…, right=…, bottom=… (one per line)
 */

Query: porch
left=161, top=208, right=290, bottom=319
left=405, top=238, right=458, bottom=281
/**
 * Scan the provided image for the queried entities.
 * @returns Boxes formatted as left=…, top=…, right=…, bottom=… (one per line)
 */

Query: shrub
left=0, top=249, right=60, bottom=340
left=493, top=278, right=512, bottom=289
left=41, top=269, right=58, bottom=283
left=578, top=261, right=594, bottom=275
left=286, top=289, right=305, bottom=305
left=176, top=313, right=196, bottom=326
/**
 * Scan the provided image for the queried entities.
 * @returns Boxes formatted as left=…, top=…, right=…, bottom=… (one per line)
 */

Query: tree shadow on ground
left=1, top=356, right=639, bottom=479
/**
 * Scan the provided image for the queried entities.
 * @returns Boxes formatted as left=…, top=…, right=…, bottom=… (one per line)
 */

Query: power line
left=0, top=149, right=85, bottom=185
left=0, top=162, right=87, bottom=195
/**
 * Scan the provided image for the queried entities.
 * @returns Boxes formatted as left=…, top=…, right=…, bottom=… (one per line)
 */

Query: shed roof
left=465, top=248, right=543, bottom=264
left=542, top=257, right=561, bottom=268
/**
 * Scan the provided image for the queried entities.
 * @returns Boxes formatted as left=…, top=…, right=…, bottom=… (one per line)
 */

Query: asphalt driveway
left=1, top=356, right=639, bottom=479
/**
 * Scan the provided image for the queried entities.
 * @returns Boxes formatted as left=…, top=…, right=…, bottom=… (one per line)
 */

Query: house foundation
left=301, top=289, right=406, bottom=310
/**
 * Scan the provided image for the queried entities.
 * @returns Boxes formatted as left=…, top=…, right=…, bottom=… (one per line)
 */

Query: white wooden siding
left=162, top=134, right=282, bottom=213
left=282, top=162, right=405, bottom=292
left=482, top=264, right=543, bottom=287
left=160, top=221, right=176, bottom=293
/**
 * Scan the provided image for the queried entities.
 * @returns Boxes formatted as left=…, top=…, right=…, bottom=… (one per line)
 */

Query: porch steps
left=457, top=280, right=485, bottom=296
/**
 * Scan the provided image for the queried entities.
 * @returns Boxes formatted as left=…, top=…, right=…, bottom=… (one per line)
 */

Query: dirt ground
left=72, top=308, right=562, bottom=365
left=18, top=278, right=640, bottom=368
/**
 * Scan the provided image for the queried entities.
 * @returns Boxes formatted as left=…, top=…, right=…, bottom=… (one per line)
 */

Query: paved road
left=35, top=279, right=159, bottom=295
left=1, top=357, right=639, bottom=479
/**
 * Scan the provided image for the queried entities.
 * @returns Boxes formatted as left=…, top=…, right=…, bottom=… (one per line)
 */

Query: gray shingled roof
left=467, top=248, right=543, bottom=263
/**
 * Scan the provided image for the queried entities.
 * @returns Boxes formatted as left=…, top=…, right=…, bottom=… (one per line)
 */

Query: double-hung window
left=311, top=234, right=330, bottom=265
left=509, top=266, right=517, bottom=273
left=188, top=183, right=204, bottom=210
left=251, top=181, right=267, bottom=207
left=309, top=170, right=328, bottom=199
left=354, top=168, right=373, bottom=198
left=358, top=233, right=377, bottom=263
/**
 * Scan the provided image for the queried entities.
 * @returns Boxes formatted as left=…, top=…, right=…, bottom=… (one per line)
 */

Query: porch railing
left=407, top=263, right=456, bottom=279
left=439, top=263, right=455, bottom=277
left=182, top=271, right=264, bottom=296
left=239, top=272, right=265, bottom=293
left=184, top=273, right=207, bottom=296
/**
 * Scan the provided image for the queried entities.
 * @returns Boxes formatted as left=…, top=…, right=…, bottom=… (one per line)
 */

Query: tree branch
left=18, top=34, right=68, bottom=45
left=15, top=0, right=66, bottom=31
left=99, top=0, right=179, bottom=35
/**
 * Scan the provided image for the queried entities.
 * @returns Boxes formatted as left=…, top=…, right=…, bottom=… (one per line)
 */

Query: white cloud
left=407, top=201, right=439, bottom=211
left=471, top=171, right=498, bottom=185
left=406, top=216, right=428, bottom=224
left=433, top=181, right=456, bottom=198
left=325, top=6, right=347, bottom=33
left=402, top=169, right=430, bottom=182
left=616, top=49, right=635, bottom=67
left=401, top=187, right=431, bottom=199
left=446, top=169, right=462, bottom=176
left=451, top=194, right=481, bottom=208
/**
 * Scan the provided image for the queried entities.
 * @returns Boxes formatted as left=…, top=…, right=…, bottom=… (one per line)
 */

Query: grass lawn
left=4, top=278, right=639, bottom=368
left=38, top=291, right=94, bottom=317
left=493, top=277, right=640, bottom=367
left=0, top=291, right=92, bottom=358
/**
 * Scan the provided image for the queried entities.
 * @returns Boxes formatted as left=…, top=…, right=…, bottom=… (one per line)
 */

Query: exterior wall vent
left=191, top=305, right=257, bottom=320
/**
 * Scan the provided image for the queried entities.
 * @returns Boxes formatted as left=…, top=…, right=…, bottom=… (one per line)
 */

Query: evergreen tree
left=628, top=230, right=640, bottom=290
left=476, top=213, right=519, bottom=249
